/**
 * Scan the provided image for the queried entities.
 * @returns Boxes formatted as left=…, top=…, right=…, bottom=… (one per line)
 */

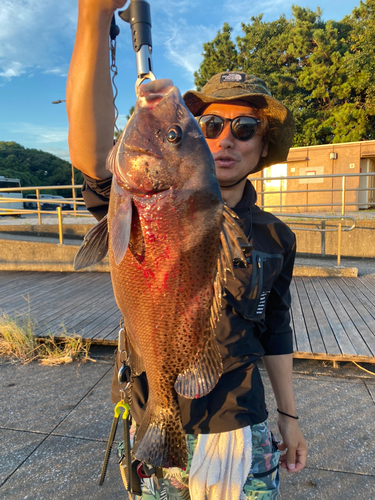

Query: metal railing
left=251, top=171, right=375, bottom=212
left=1, top=172, right=374, bottom=264
left=0, top=185, right=91, bottom=244
left=272, top=213, right=356, bottom=266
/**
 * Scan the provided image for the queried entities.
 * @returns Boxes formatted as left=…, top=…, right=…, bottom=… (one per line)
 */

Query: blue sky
left=0, top=0, right=362, bottom=164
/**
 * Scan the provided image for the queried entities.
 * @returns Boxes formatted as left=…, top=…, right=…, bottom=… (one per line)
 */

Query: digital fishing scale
left=119, top=0, right=156, bottom=87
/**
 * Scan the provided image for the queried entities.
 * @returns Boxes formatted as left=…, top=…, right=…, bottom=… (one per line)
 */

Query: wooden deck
left=1, top=271, right=375, bottom=363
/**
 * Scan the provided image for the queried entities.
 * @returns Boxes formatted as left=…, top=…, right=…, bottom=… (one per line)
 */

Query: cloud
left=0, top=61, right=25, bottom=79
left=43, top=147, right=71, bottom=162
left=0, top=0, right=77, bottom=80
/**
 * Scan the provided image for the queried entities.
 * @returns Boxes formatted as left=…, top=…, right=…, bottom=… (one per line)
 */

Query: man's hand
left=277, top=416, right=308, bottom=473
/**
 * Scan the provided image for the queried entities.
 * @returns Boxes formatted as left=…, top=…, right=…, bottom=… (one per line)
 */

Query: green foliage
left=194, top=1, right=375, bottom=146
left=0, top=142, right=83, bottom=196
left=194, top=23, right=238, bottom=91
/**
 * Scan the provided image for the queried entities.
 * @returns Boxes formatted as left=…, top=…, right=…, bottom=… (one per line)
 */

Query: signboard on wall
left=299, top=166, right=324, bottom=184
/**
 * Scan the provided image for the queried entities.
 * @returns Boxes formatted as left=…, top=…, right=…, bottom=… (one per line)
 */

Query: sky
left=0, top=0, right=362, bottom=165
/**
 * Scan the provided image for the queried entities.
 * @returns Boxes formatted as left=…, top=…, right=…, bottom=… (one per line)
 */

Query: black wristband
left=277, top=408, right=299, bottom=420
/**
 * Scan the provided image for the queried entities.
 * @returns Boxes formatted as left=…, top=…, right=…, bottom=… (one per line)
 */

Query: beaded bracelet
left=277, top=408, right=299, bottom=420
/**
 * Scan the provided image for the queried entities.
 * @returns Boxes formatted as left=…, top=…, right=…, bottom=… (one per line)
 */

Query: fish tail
left=133, top=402, right=188, bottom=469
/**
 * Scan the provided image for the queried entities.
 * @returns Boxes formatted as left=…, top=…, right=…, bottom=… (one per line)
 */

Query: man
left=66, top=1, right=308, bottom=498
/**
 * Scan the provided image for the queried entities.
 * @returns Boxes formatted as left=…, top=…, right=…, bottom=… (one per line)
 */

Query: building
left=251, top=140, right=375, bottom=213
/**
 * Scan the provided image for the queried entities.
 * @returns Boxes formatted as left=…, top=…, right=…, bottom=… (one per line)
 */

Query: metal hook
left=135, top=71, right=156, bottom=96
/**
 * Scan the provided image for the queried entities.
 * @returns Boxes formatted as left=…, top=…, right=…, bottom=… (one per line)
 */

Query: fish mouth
left=124, top=144, right=163, bottom=158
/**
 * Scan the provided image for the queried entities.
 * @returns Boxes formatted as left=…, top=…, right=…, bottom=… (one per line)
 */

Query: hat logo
left=220, top=73, right=245, bottom=83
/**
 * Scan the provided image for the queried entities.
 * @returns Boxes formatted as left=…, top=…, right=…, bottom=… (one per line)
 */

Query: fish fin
left=111, top=197, right=132, bottom=266
left=73, top=215, right=109, bottom=271
left=105, top=142, right=118, bottom=174
left=174, top=335, right=223, bottom=399
left=133, top=402, right=188, bottom=468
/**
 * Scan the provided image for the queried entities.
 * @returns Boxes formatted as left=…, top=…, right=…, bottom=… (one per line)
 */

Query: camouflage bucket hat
left=183, top=72, right=295, bottom=173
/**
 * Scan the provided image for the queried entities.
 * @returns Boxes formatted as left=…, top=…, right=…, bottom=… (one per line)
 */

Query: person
left=66, top=1, right=308, bottom=498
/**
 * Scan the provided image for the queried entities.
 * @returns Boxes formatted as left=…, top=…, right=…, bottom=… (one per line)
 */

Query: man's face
left=201, top=101, right=268, bottom=187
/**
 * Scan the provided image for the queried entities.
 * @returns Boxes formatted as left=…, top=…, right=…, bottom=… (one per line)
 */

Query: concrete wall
left=284, top=219, right=375, bottom=258
left=0, top=239, right=109, bottom=272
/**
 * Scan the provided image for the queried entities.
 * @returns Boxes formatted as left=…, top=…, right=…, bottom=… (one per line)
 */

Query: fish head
left=106, top=79, right=218, bottom=196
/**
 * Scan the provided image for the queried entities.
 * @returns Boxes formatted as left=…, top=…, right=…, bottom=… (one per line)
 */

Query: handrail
left=273, top=214, right=356, bottom=232
left=1, top=172, right=374, bottom=266
left=272, top=214, right=357, bottom=266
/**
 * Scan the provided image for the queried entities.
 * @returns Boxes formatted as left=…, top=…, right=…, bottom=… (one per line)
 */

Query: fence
left=250, top=171, right=375, bottom=213
left=2, top=172, right=374, bottom=264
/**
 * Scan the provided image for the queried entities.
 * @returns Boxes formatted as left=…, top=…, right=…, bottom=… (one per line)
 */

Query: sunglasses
left=197, top=114, right=261, bottom=141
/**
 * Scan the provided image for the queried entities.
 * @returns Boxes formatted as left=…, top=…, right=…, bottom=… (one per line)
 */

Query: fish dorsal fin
left=212, top=203, right=249, bottom=318
left=111, top=197, right=132, bottom=266
left=74, top=215, right=109, bottom=271
left=174, top=204, right=250, bottom=399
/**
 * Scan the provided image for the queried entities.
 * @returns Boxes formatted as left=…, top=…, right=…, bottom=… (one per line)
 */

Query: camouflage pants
left=139, top=421, right=280, bottom=500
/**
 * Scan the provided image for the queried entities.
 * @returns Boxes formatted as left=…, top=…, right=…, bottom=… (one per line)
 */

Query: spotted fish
left=74, top=79, right=247, bottom=468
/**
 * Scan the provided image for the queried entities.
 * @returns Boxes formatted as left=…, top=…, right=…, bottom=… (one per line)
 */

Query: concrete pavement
left=1, top=349, right=375, bottom=500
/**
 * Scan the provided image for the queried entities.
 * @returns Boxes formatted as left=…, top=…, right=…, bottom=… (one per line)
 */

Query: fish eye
left=166, top=125, right=182, bottom=144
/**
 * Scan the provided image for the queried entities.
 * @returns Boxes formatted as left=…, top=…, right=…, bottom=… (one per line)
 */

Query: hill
left=0, top=142, right=83, bottom=196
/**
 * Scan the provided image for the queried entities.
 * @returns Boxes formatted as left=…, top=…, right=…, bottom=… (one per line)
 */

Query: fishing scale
left=119, top=0, right=156, bottom=89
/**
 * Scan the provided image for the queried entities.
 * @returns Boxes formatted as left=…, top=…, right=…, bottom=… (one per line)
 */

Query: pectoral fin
left=111, top=197, right=132, bottom=266
left=74, top=215, right=109, bottom=271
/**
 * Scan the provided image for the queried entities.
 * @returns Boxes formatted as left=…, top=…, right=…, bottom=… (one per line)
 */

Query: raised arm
left=66, top=0, right=126, bottom=179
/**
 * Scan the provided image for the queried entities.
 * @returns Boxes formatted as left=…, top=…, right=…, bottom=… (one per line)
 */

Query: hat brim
left=183, top=90, right=295, bottom=173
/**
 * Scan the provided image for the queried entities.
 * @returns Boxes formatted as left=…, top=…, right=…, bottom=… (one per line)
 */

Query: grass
left=0, top=312, right=93, bottom=365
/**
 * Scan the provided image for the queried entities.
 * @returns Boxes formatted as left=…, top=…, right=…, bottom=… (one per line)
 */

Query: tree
left=193, top=2, right=375, bottom=146
left=194, top=24, right=238, bottom=91
left=0, top=142, right=83, bottom=196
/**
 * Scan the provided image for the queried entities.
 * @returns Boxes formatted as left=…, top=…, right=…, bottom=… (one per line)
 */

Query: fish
left=74, top=79, right=248, bottom=468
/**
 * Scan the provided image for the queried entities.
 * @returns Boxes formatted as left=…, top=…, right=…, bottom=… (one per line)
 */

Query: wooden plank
left=311, top=279, right=357, bottom=355
left=95, top=324, right=120, bottom=343
left=348, top=277, right=374, bottom=313
left=0, top=273, right=85, bottom=313
left=32, top=275, right=109, bottom=327
left=293, top=351, right=375, bottom=364
left=324, top=279, right=373, bottom=357
left=289, top=278, right=311, bottom=353
left=5, top=273, right=100, bottom=320
left=2, top=271, right=374, bottom=362
left=332, top=279, right=375, bottom=356
left=0, top=271, right=40, bottom=291
left=295, top=278, right=326, bottom=354
left=60, top=288, right=117, bottom=334
left=302, top=277, right=340, bottom=355
left=35, top=278, right=113, bottom=335
left=81, top=304, right=122, bottom=339
left=358, top=276, right=375, bottom=301
left=103, top=325, right=122, bottom=343
left=0, top=272, right=56, bottom=304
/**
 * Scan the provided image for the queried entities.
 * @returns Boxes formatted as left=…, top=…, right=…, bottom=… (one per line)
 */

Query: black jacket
left=83, top=176, right=296, bottom=433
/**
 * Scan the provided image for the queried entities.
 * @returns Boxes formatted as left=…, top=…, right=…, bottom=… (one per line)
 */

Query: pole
left=337, top=176, right=346, bottom=267
left=36, top=188, right=42, bottom=225
left=57, top=206, right=63, bottom=244
left=71, top=164, right=77, bottom=216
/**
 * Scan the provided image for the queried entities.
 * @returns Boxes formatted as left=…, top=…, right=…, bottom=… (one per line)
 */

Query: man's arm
left=262, top=354, right=308, bottom=473
left=66, top=0, right=126, bottom=179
